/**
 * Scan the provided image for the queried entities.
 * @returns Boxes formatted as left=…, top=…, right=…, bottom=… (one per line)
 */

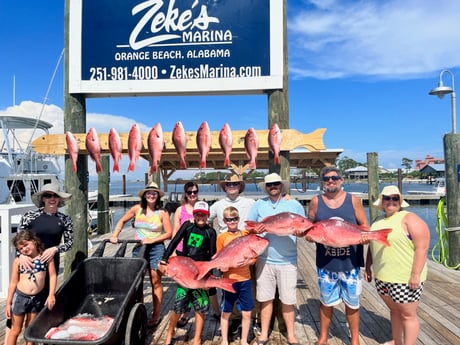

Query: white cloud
left=289, top=0, right=460, bottom=79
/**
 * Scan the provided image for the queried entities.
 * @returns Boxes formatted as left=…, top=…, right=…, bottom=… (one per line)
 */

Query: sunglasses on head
left=322, top=175, right=341, bottom=182
left=225, top=182, right=240, bottom=187
left=383, top=195, right=400, bottom=202
left=43, top=193, right=59, bottom=198
left=186, top=190, right=198, bottom=195
left=224, top=216, right=239, bottom=223
left=266, top=181, right=281, bottom=187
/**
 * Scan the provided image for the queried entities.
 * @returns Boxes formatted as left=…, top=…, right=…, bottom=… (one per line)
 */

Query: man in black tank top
left=307, top=167, right=369, bottom=345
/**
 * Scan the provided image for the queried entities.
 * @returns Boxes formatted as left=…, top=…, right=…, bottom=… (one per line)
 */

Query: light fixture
left=429, top=69, right=456, bottom=133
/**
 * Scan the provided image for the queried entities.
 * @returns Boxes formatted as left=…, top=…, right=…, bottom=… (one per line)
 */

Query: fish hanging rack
left=31, top=127, right=337, bottom=172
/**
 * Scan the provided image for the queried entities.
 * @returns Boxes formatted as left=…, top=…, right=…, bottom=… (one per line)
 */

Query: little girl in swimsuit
left=5, top=230, right=57, bottom=345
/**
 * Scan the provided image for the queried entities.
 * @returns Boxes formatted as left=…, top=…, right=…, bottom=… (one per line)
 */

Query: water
left=90, top=179, right=444, bottom=260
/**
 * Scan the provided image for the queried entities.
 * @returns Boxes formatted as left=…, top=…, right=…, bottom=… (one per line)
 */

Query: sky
left=1, top=0, right=460, bottom=180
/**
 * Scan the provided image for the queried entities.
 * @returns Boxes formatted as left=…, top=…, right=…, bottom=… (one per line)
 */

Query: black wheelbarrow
left=24, top=240, right=148, bottom=345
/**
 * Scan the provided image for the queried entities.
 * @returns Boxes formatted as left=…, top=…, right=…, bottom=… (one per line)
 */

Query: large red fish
left=65, top=131, right=79, bottom=173
left=196, top=121, right=211, bottom=169
left=45, top=315, right=113, bottom=340
left=305, top=219, right=391, bottom=248
left=172, top=121, right=187, bottom=169
left=165, top=256, right=236, bottom=293
left=245, top=212, right=313, bottom=236
left=147, top=123, right=164, bottom=174
left=127, top=124, right=143, bottom=172
left=194, top=234, right=269, bottom=280
left=85, top=128, right=103, bottom=173
left=108, top=128, right=122, bottom=172
left=219, top=123, right=233, bottom=167
left=244, top=128, right=259, bottom=169
left=268, top=123, right=282, bottom=165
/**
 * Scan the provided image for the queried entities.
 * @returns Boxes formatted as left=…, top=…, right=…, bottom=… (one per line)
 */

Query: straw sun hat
left=219, top=174, right=246, bottom=193
left=373, top=185, right=410, bottom=210
left=258, top=173, right=290, bottom=193
left=137, top=182, right=165, bottom=198
left=32, top=183, right=72, bottom=208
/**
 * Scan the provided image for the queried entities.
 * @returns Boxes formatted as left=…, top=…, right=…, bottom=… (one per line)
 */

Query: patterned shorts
left=375, top=278, right=424, bottom=303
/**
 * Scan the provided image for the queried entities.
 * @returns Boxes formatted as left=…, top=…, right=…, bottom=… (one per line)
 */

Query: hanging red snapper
left=65, top=131, right=79, bottom=173
left=305, top=219, right=391, bottom=248
left=219, top=123, right=233, bottom=166
left=165, top=256, right=236, bottom=293
left=194, top=234, right=269, bottom=280
left=196, top=121, right=211, bottom=169
left=268, top=123, right=282, bottom=165
left=127, top=124, right=143, bottom=172
left=148, top=123, right=164, bottom=174
left=108, top=128, right=122, bottom=173
left=172, top=121, right=187, bottom=169
left=245, top=212, right=313, bottom=236
left=244, top=128, right=259, bottom=169
left=85, top=128, right=103, bottom=173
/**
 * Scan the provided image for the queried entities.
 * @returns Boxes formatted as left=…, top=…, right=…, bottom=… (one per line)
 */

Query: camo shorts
left=375, top=279, right=424, bottom=303
left=173, top=285, right=209, bottom=314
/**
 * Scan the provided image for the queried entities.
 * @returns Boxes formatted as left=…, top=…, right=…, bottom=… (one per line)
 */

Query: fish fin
left=194, top=261, right=212, bottom=281
left=127, top=161, right=135, bottom=172
left=373, top=228, right=392, bottom=247
left=211, top=276, right=237, bottom=293
left=244, top=220, right=258, bottom=230
left=112, top=161, right=119, bottom=172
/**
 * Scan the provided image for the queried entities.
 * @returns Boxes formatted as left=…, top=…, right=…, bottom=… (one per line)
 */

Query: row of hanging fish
left=65, top=122, right=282, bottom=174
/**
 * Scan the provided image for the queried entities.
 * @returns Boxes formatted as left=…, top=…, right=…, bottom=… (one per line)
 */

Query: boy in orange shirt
left=217, top=206, right=255, bottom=345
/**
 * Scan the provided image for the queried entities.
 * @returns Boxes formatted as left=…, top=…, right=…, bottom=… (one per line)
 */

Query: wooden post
left=265, top=0, right=288, bottom=332
left=367, top=153, right=380, bottom=223
left=443, top=134, right=460, bottom=267
left=63, top=0, right=88, bottom=277
left=97, top=156, right=110, bottom=234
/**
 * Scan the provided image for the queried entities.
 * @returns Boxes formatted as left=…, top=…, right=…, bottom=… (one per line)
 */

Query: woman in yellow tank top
left=110, top=182, right=172, bottom=328
left=365, top=185, right=430, bottom=345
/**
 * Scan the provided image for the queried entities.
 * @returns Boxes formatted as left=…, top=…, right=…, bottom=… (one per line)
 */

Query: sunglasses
left=145, top=190, right=158, bottom=196
left=322, top=175, right=341, bottom=182
left=266, top=182, right=281, bottom=187
left=383, top=195, right=400, bottom=202
left=224, top=217, right=239, bottom=223
left=186, top=190, right=199, bottom=195
left=225, top=182, right=240, bottom=187
left=43, top=193, right=59, bottom=198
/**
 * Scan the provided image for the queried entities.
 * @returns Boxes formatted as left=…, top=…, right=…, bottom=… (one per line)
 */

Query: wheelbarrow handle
left=92, top=239, right=142, bottom=258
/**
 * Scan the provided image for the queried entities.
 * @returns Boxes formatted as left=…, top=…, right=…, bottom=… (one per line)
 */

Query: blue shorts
left=12, top=289, right=46, bottom=315
left=133, top=243, right=165, bottom=270
left=221, top=279, right=255, bottom=313
left=317, top=267, right=362, bottom=309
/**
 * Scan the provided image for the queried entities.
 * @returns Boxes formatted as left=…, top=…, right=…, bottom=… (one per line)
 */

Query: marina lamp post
left=429, top=69, right=456, bottom=133
left=429, top=69, right=460, bottom=267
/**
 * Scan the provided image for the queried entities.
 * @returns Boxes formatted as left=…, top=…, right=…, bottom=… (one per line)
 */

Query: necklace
left=270, top=195, right=282, bottom=209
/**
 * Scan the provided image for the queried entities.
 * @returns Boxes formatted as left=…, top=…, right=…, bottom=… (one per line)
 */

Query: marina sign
left=69, top=0, right=283, bottom=97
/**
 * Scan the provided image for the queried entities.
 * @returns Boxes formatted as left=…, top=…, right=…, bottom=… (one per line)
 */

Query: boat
left=407, top=177, right=446, bottom=196
left=0, top=115, right=61, bottom=204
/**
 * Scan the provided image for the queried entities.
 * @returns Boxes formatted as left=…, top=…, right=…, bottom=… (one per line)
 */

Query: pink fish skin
left=244, top=128, right=259, bottom=169
left=268, top=123, right=282, bottom=165
left=194, top=234, right=268, bottom=280
left=196, top=121, right=211, bottom=169
left=165, top=256, right=237, bottom=293
left=108, top=128, right=122, bottom=172
left=245, top=212, right=313, bottom=236
left=85, top=128, right=103, bottom=173
left=305, top=219, right=391, bottom=248
left=148, top=123, right=164, bottom=174
left=127, top=124, right=143, bottom=172
left=172, top=121, right=187, bottom=169
left=219, top=123, right=233, bottom=166
left=65, top=131, right=79, bottom=173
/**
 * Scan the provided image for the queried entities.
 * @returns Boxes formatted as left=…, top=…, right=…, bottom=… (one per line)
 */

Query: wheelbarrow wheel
left=125, top=303, right=147, bottom=345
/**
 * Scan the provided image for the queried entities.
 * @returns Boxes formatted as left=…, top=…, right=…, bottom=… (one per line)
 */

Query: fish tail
left=210, top=276, right=236, bottom=293
left=199, top=159, right=206, bottom=169
left=113, top=161, right=119, bottom=172
left=274, top=155, right=280, bottom=165
left=249, top=160, right=256, bottom=169
left=373, top=228, right=392, bottom=247
left=72, top=164, right=77, bottom=173
left=96, top=161, right=103, bottom=173
left=224, top=156, right=230, bottom=166
left=244, top=220, right=258, bottom=230
left=128, top=161, right=135, bottom=172
left=195, top=261, right=212, bottom=280
left=179, top=158, right=186, bottom=169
